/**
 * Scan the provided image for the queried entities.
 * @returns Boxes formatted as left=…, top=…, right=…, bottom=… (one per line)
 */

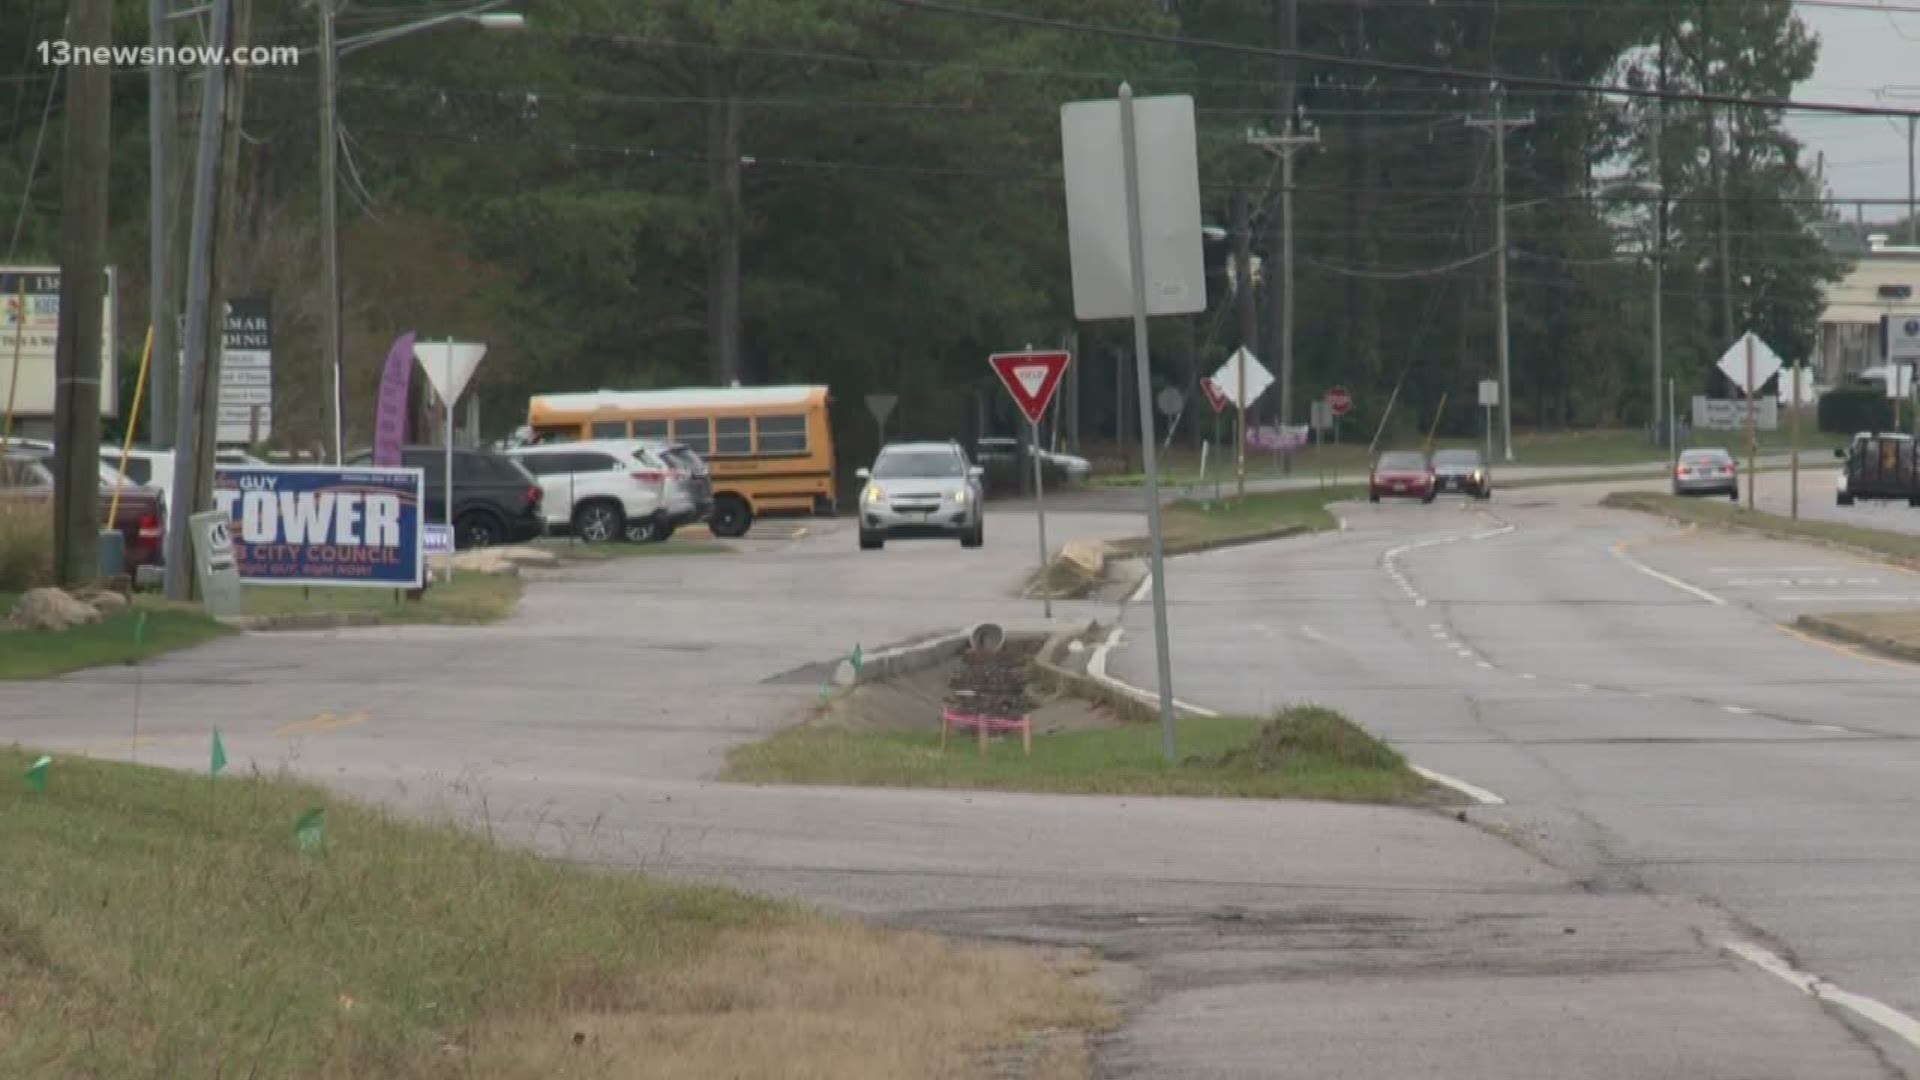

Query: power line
left=889, top=0, right=1920, bottom=119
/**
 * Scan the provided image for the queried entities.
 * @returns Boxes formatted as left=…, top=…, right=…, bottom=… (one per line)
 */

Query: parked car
left=973, top=436, right=1091, bottom=494
left=635, top=440, right=715, bottom=537
left=108, top=445, right=268, bottom=517
left=1834, top=432, right=1920, bottom=507
left=1672, top=447, right=1739, bottom=500
left=1430, top=448, right=1492, bottom=500
left=1368, top=450, right=1435, bottom=503
left=856, top=441, right=985, bottom=550
left=345, top=446, right=543, bottom=549
left=1, top=449, right=167, bottom=577
left=507, top=440, right=675, bottom=543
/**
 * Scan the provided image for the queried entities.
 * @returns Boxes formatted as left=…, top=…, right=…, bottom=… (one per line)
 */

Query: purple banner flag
left=372, top=331, right=416, bottom=467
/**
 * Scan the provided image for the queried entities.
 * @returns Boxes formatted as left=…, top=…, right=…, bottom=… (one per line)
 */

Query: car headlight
left=950, top=487, right=968, bottom=504
left=864, top=484, right=886, bottom=505
left=1472, top=469, right=1484, bottom=482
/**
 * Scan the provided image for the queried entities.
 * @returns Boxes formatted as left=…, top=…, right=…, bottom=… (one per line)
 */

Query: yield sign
left=1715, top=332, right=1783, bottom=396
left=1200, top=377, right=1227, bottom=413
left=415, top=340, right=487, bottom=406
left=989, top=350, right=1072, bottom=424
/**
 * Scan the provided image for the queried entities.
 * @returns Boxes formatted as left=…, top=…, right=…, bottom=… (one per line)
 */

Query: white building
left=1815, top=233, right=1920, bottom=387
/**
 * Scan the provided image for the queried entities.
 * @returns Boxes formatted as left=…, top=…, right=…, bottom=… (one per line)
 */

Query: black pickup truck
left=1835, top=433, right=1920, bottom=506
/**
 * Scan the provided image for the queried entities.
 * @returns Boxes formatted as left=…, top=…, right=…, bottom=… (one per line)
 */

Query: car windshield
left=872, top=449, right=964, bottom=479
left=1377, top=452, right=1427, bottom=471
left=1432, top=451, right=1482, bottom=468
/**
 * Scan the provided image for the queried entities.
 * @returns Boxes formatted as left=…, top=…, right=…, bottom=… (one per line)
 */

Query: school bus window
left=591, top=420, right=628, bottom=439
left=672, top=418, right=711, bottom=455
left=634, top=418, right=669, bottom=441
left=532, top=425, right=578, bottom=443
left=756, top=414, right=808, bottom=454
left=714, top=416, right=752, bottom=456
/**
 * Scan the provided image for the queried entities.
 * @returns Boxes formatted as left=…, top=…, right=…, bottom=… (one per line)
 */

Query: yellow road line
left=274, top=710, right=370, bottom=738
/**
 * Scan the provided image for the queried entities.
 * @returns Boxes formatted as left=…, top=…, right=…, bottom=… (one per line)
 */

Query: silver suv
left=856, top=441, right=984, bottom=550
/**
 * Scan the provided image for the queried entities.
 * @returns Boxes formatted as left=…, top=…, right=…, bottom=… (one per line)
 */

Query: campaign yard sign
left=212, top=465, right=424, bottom=588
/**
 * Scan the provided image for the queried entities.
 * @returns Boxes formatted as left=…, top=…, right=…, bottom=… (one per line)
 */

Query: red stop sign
left=1326, top=386, right=1353, bottom=416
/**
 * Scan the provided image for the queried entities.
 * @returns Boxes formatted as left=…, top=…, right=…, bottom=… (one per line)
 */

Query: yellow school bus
left=526, top=386, right=835, bottom=537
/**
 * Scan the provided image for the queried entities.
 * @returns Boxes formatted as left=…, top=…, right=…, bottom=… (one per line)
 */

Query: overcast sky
left=1790, top=3, right=1920, bottom=223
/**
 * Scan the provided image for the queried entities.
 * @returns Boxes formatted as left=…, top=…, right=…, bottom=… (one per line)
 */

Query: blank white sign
left=1060, top=94, right=1207, bottom=322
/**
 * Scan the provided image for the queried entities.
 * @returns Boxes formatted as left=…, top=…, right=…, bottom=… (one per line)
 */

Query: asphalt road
left=1109, top=484, right=1920, bottom=1075
left=7, top=484, right=1917, bottom=1076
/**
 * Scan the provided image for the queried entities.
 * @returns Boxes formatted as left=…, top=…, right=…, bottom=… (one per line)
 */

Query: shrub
left=0, top=500, right=54, bottom=591
left=1819, top=386, right=1895, bottom=435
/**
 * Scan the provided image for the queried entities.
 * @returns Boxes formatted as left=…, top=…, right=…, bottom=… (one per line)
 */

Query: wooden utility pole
left=707, top=67, right=744, bottom=386
left=1467, top=89, right=1532, bottom=463
left=1232, top=184, right=1256, bottom=498
left=1267, top=0, right=1299, bottom=471
left=149, top=0, right=178, bottom=445
left=52, top=0, right=113, bottom=587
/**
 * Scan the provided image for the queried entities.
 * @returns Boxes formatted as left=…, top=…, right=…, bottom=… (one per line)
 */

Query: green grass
left=0, top=749, right=1108, bottom=1078
left=1109, top=486, right=1359, bottom=556
left=1602, top=490, right=1920, bottom=562
left=0, top=593, right=232, bottom=680
left=241, top=574, right=524, bottom=625
left=725, top=706, right=1440, bottom=804
left=532, top=537, right=733, bottom=560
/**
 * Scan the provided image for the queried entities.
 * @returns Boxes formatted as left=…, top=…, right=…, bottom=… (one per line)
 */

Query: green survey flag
left=850, top=644, right=862, bottom=675
left=210, top=729, right=227, bottom=777
left=133, top=610, right=148, bottom=646
left=294, top=807, right=326, bottom=852
left=23, top=755, right=50, bottom=793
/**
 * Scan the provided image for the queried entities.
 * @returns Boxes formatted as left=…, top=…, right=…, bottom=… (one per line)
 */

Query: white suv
left=508, top=440, right=671, bottom=542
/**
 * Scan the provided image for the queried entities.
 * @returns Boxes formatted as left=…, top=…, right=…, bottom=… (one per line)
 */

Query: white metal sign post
left=1061, top=86, right=1206, bottom=761
left=990, top=349, right=1071, bottom=621
left=1478, top=379, right=1499, bottom=461
left=415, top=339, right=486, bottom=579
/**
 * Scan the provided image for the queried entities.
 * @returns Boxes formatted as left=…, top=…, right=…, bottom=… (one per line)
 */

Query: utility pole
left=1231, top=184, right=1256, bottom=498
left=53, top=0, right=113, bottom=587
left=1651, top=29, right=1667, bottom=448
left=317, top=0, right=343, bottom=463
left=163, top=0, right=233, bottom=600
left=1263, top=0, right=1302, bottom=471
left=1908, top=115, right=1916, bottom=247
left=149, top=0, right=177, bottom=446
left=1467, top=87, right=1531, bottom=462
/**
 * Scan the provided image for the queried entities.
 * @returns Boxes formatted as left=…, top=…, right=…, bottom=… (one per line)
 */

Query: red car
left=1369, top=450, right=1436, bottom=504
left=1, top=450, right=167, bottom=577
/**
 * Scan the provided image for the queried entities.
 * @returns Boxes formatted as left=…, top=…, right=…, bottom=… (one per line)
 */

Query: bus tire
left=710, top=495, right=752, bottom=538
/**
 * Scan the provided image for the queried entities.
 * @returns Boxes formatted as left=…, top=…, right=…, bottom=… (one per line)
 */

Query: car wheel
left=1838, top=493, right=1854, bottom=506
left=858, top=529, right=883, bottom=551
left=455, top=510, right=506, bottom=550
left=624, top=516, right=674, bottom=543
left=1368, top=492, right=1380, bottom=503
left=709, top=495, right=752, bottom=538
left=961, top=520, right=984, bottom=548
left=1421, top=492, right=1436, bottom=505
left=572, top=500, right=624, bottom=543
left=1728, top=487, right=1739, bottom=502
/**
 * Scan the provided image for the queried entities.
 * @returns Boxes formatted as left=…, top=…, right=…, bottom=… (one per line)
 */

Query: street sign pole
left=1119, top=83, right=1180, bottom=762
left=1030, top=415, right=1050, bottom=619
left=443, top=337, right=455, bottom=580
left=1790, top=364, right=1800, bottom=520
left=1745, top=332, right=1756, bottom=510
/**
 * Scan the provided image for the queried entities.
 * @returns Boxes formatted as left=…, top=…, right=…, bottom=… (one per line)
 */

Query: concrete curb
left=1026, top=523, right=1319, bottom=602
left=1034, top=625, right=1217, bottom=727
left=1602, top=495, right=1920, bottom=574
left=220, top=611, right=385, bottom=632
left=1794, top=614, right=1920, bottom=665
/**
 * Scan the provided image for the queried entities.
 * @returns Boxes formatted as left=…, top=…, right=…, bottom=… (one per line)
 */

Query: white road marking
left=1411, top=765, right=1506, bottom=806
left=1573, top=683, right=1593, bottom=691
left=1477, top=661, right=1494, bottom=670
left=1774, top=595, right=1920, bottom=603
left=1710, top=566, right=1835, bottom=574
left=1723, top=705, right=1754, bottom=715
left=1129, top=574, right=1154, bottom=605
left=1518, top=673, right=1537, bottom=680
left=1612, top=544, right=1727, bottom=605
left=1724, top=941, right=1920, bottom=1052
left=1298, top=624, right=1336, bottom=646
left=1429, top=623, right=1445, bottom=631
left=1336, top=515, right=1349, bottom=532
left=1813, top=723, right=1849, bottom=733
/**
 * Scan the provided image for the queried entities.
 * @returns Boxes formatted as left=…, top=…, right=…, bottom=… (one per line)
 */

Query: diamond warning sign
left=989, top=350, right=1071, bottom=424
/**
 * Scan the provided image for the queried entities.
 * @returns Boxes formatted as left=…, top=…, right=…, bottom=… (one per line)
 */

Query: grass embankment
left=1797, top=612, right=1920, bottom=662
left=1111, top=486, right=1361, bottom=557
left=1602, top=491, right=1920, bottom=562
left=0, top=749, right=1109, bottom=1078
left=727, top=705, right=1439, bottom=805
left=533, top=537, right=733, bottom=561
left=241, top=574, right=524, bottom=625
left=0, top=593, right=232, bottom=680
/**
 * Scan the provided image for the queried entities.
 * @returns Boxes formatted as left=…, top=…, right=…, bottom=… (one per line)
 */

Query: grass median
left=1602, top=490, right=1920, bottom=563
left=0, top=748, right=1110, bottom=1078
left=726, top=705, right=1440, bottom=805
left=533, top=537, right=733, bottom=561
left=0, top=593, right=232, bottom=680
left=1110, top=485, right=1361, bottom=556
left=240, top=573, right=524, bottom=625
